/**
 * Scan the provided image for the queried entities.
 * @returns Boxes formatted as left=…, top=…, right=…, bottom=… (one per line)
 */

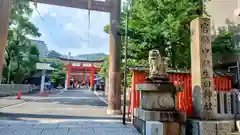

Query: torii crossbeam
left=0, top=0, right=122, bottom=115
left=36, top=0, right=112, bottom=12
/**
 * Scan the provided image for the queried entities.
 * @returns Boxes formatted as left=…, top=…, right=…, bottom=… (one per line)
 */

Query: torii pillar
left=0, top=0, right=12, bottom=82
left=107, top=0, right=122, bottom=115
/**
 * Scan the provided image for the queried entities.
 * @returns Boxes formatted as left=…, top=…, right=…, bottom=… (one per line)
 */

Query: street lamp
left=123, top=0, right=131, bottom=125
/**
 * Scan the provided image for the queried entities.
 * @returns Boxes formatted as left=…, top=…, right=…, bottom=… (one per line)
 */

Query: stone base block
left=106, top=109, right=122, bottom=115
left=134, top=108, right=186, bottom=122
left=186, top=120, right=232, bottom=135
left=146, top=121, right=163, bottom=135
left=133, top=117, right=181, bottom=135
left=217, top=121, right=232, bottom=135
left=133, top=116, right=145, bottom=134
left=140, top=91, right=175, bottom=110
left=136, top=83, right=175, bottom=93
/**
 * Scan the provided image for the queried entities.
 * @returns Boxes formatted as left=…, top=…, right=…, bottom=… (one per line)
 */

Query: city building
left=206, top=0, right=240, bottom=30
left=31, top=40, right=48, bottom=58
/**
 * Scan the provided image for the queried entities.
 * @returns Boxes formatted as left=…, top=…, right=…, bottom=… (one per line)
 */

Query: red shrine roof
left=59, top=57, right=104, bottom=63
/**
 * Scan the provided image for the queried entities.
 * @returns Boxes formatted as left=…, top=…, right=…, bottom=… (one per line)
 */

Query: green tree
left=212, top=21, right=240, bottom=54
left=3, top=0, right=41, bottom=83
left=99, top=56, right=109, bottom=78
left=104, top=0, right=203, bottom=70
left=50, top=62, right=66, bottom=88
left=101, top=0, right=205, bottom=88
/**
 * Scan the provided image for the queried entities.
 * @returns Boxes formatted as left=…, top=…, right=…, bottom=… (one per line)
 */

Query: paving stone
left=82, top=123, right=116, bottom=128
left=0, top=121, right=4, bottom=126
left=26, top=129, right=43, bottom=135
left=53, top=128, right=69, bottom=135
left=58, top=121, right=78, bottom=125
left=40, top=129, right=55, bottom=135
left=41, top=128, right=68, bottom=135
left=122, top=127, right=139, bottom=132
left=58, top=124, right=80, bottom=129
left=0, top=120, right=139, bottom=135
left=12, top=128, right=32, bottom=135
left=94, top=127, right=124, bottom=132
left=88, top=123, right=125, bottom=128
left=33, top=124, right=58, bottom=129
left=0, top=124, right=9, bottom=130
left=0, top=127, right=16, bottom=134
left=69, top=128, right=94, bottom=134
left=9, top=124, right=34, bottom=130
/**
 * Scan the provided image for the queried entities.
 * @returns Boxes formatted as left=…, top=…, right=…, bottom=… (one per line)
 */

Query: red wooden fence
left=128, top=70, right=232, bottom=117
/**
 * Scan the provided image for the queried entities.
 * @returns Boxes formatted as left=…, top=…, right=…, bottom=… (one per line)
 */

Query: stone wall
left=0, top=84, right=31, bottom=96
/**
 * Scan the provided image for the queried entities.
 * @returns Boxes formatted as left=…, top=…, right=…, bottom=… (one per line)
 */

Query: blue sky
left=30, top=2, right=110, bottom=56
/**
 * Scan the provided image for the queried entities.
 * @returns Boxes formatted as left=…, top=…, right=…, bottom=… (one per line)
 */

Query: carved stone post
left=190, top=17, right=217, bottom=120
left=0, top=0, right=12, bottom=82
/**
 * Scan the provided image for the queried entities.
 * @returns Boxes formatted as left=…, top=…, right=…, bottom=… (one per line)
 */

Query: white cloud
left=64, top=23, right=74, bottom=31
left=51, top=13, right=57, bottom=17
left=31, top=3, right=51, bottom=18
left=30, top=3, right=110, bottom=55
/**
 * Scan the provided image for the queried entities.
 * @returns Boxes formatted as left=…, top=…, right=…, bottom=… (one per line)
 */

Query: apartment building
left=206, top=0, right=240, bottom=30
left=31, top=40, right=48, bottom=58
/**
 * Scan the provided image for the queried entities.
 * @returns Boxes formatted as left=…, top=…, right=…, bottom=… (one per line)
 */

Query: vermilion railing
left=128, top=70, right=232, bottom=117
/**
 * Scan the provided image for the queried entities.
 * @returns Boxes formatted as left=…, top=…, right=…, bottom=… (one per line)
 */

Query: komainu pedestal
left=133, top=49, right=185, bottom=135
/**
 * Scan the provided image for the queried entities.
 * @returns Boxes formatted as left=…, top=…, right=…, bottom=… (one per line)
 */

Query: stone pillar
left=40, top=70, right=46, bottom=93
left=64, top=71, right=69, bottom=90
left=191, top=17, right=217, bottom=120
left=65, top=64, right=71, bottom=90
left=0, top=0, right=12, bottom=81
left=90, top=65, right=95, bottom=90
left=107, top=0, right=122, bottom=115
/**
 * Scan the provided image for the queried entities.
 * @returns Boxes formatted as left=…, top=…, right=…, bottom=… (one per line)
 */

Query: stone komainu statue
left=149, top=49, right=166, bottom=77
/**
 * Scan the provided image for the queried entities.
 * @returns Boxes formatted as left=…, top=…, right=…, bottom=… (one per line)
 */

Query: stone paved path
left=0, top=119, right=140, bottom=135
left=0, top=89, right=121, bottom=119
left=0, top=89, right=140, bottom=134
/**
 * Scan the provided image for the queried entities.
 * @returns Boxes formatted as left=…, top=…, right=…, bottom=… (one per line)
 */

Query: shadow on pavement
left=0, top=112, right=122, bottom=120
left=34, top=98, right=108, bottom=107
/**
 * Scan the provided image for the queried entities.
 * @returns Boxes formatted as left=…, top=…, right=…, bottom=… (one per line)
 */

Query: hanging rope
left=88, top=0, right=92, bottom=46
left=32, top=0, right=44, bottom=21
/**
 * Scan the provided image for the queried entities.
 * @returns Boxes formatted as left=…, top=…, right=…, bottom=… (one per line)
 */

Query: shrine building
left=59, top=57, right=104, bottom=90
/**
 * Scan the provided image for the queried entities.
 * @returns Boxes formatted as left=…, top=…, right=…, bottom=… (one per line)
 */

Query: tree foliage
left=212, top=21, right=240, bottom=54
left=101, top=0, right=240, bottom=88
left=99, top=56, right=109, bottom=78
left=104, top=0, right=203, bottom=70
left=50, top=62, right=66, bottom=88
left=2, top=0, right=41, bottom=83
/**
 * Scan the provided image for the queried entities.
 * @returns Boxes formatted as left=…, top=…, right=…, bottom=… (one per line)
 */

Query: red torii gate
left=63, top=61, right=102, bottom=90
